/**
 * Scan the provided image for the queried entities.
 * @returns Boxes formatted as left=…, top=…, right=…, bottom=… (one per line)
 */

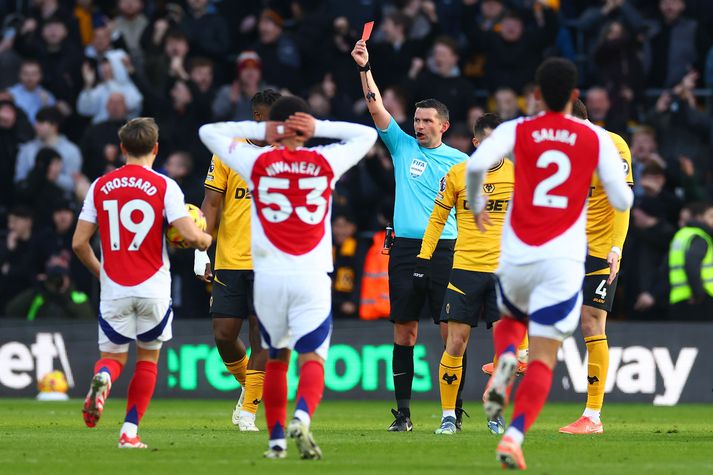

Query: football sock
left=263, top=360, right=288, bottom=450
left=518, top=333, right=529, bottom=362
left=508, top=360, right=553, bottom=442
left=392, top=344, right=414, bottom=418
left=455, top=350, right=467, bottom=414
left=294, top=360, right=325, bottom=427
left=225, top=355, right=248, bottom=386
left=439, top=351, right=463, bottom=418
left=241, top=370, right=265, bottom=415
left=584, top=334, right=608, bottom=422
left=94, top=358, right=123, bottom=383
left=493, top=317, right=527, bottom=359
left=122, top=361, right=158, bottom=437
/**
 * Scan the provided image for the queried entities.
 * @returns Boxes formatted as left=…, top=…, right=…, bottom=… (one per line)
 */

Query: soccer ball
left=166, top=204, right=207, bottom=248
left=38, top=370, right=69, bottom=394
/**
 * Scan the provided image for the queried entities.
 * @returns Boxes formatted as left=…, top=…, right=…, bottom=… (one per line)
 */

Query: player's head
left=534, top=58, right=579, bottom=113
left=269, top=95, right=311, bottom=146
left=571, top=99, right=588, bottom=120
left=472, top=113, right=502, bottom=147
left=118, top=117, right=159, bottom=161
left=251, top=89, right=282, bottom=122
left=413, top=98, right=450, bottom=148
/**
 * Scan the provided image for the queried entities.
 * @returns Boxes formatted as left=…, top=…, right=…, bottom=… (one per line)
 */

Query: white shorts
left=98, top=297, right=173, bottom=352
left=254, top=271, right=332, bottom=360
left=495, top=259, right=584, bottom=341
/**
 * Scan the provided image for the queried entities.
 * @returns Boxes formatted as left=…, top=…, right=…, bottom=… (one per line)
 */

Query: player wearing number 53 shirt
left=199, top=96, right=377, bottom=460
left=72, top=118, right=212, bottom=449
left=466, top=59, right=633, bottom=470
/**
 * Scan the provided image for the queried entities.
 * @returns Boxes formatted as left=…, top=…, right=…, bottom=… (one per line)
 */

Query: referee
left=352, top=40, right=468, bottom=431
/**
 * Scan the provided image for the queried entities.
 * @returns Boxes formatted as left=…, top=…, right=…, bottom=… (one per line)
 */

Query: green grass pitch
left=1, top=399, right=711, bottom=474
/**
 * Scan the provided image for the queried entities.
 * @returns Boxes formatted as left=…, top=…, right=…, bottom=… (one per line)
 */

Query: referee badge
left=409, top=158, right=427, bottom=178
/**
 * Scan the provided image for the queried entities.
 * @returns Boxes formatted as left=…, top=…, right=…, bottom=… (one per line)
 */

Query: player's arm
left=466, top=120, right=517, bottom=231
left=351, top=40, right=390, bottom=130
left=595, top=129, right=634, bottom=212
left=165, top=178, right=212, bottom=251
left=72, top=220, right=100, bottom=278
left=418, top=172, right=457, bottom=261
left=198, top=122, right=270, bottom=179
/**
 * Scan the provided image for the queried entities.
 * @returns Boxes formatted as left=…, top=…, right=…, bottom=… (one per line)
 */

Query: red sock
left=124, top=361, right=158, bottom=426
left=509, top=360, right=553, bottom=434
left=294, top=360, right=325, bottom=423
left=263, top=360, right=289, bottom=443
left=94, top=358, right=123, bottom=383
left=494, top=317, right=527, bottom=358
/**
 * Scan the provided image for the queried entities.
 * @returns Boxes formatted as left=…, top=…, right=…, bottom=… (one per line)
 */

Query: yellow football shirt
left=204, top=150, right=253, bottom=271
left=418, top=159, right=514, bottom=273
left=586, top=132, right=634, bottom=272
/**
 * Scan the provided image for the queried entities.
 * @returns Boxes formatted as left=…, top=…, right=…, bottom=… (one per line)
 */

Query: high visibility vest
left=669, top=226, right=713, bottom=304
left=359, top=231, right=390, bottom=320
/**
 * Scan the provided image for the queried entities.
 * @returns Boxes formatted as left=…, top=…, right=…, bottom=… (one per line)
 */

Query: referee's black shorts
left=388, top=237, right=455, bottom=325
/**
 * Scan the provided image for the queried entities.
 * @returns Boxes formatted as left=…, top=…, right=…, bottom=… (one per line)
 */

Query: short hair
left=35, top=106, right=63, bottom=126
left=571, top=99, right=588, bottom=120
left=683, top=201, right=713, bottom=218
left=535, top=58, right=578, bottom=112
left=251, top=89, right=282, bottom=109
left=189, top=57, right=213, bottom=71
left=165, top=29, right=188, bottom=43
left=414, top=98, right=449, bottom=122
left=433, top=36, right=459, bottom=56
left=473, top=113, right=502, bottom=137
left=118, top=117, right=159, bottom=157
left=9, top=205, right=33, bottom=219
left=386, top=11, right=411, bottom=32
left=494, top=86, right=516, bottom=98
left=44, top=15, right=66, bottom=27
left=269, top=96, right=310, bottom=121
left=641, top=163, right=665, bottom=177
left=20, top=58, right=41, bottom=69
left=633, top=125, right=656, bottom=140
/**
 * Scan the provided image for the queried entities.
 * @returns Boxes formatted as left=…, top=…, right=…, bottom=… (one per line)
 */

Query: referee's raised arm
left=351, top=40, right=390, bottom=130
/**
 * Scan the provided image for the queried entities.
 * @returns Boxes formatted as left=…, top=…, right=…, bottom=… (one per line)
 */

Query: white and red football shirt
left=199, top=120, right=377, bottom=273
left=78, top=164, right=189, bottom=299
left=467, top=111, right=633, bottom=265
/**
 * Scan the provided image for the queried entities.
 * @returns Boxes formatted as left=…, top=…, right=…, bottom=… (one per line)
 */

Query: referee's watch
left=358, top=62, right=371, bottom=73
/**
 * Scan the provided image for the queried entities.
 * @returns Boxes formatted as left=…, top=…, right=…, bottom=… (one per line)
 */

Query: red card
left=361, top=21, right=374, bottom=41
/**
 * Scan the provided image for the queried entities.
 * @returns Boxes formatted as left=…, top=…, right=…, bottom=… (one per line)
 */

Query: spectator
left=15, top=106, right=82, bottom=193
left=79, top=92, right=127, bottom=180
left=84, top=23, right=127, bottom=61
left=252, top=9, right=301, bottom=91
left=15, top=147, right=68, bottom=228
left=382, top=86, right=411, bottom=131
left=76, top=50, right=142, bottom=123
left=143, top=28, right=190, bottom=94
left=8, top=59, right=56, bottom=124
left=0, top=206, right=38, bottom=305
left=113, top=0, right=149, bottom=70
left=180, top=0, right=230, bottom=69
left=161, top=151, right=203, bottom=205
left=188, top=57, right=216, bottom=123
left=629, top=126, right=668, bottom=197
left=0, top=100, right=33, bottom=209
left=20, top=0, right=82, bottom=47
left=406, top=36, right=476, bottom=122
left=668, top=201, right=713, bottom=320
left=584, top=86, right=627, bottom=136
left=645, top=0, right=709, bottom=88
left=493, top=87, right=522, bottom=122
left=5, top=252, right=93, bottom=320
left=577, top=0, right=646, bottom=55
left=212, top=51, right=269, bottom=121
left=332, top=211, right=361, bottom=319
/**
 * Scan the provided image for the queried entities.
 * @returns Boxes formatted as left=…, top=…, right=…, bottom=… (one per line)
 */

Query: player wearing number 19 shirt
left=199, top=96, right=377, bottom=460
left=72, top=118, right=212, bottom=449
left=466, top=59, right=633, bottom=470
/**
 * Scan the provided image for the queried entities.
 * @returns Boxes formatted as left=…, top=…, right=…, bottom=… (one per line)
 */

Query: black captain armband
left=358, top=62, right=371, bottom=72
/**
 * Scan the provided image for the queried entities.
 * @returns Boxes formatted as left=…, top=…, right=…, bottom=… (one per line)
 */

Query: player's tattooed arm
left=352, top=40, right=389, bottom=130
left=366, top=91, right=376, bottom=102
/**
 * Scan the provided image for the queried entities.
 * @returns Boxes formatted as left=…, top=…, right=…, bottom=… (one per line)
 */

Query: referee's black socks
left=393, top=343, right=414, bottom=417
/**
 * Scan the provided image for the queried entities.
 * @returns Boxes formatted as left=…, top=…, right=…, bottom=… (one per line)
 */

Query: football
left=37, top=370, right=69, bottom=394
left=166, top=204, right=207, bottom=248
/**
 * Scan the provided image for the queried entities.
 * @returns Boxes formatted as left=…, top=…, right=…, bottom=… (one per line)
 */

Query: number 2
left=532, top=150, right=571, bottom=209
left=595, top=279, right=607, bottom=299
left=103, top=199, right=155, bottom=251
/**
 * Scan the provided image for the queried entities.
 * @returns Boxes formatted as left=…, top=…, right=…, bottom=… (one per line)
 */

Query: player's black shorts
left=388, top=237, right=454, bottom=325
left=582, top=255, right=619, bottom=312
left=210, top=269, right=255, bottom=319
left=440, top=269, right=500, bottom=328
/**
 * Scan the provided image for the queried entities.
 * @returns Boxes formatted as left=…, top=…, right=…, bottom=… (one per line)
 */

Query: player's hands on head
left=285, top=112, right=316, bottom=140
left=351, top=40, right=369, bottom=67
left=264, top=121, right=294, bottom=145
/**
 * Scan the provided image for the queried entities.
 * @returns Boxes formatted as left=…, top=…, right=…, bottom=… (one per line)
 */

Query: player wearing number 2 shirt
left=73, top=118, right=212, bottom=449
left=466, top=59, right=633, bottom=470
left=199, top=97, right=377, bottom=461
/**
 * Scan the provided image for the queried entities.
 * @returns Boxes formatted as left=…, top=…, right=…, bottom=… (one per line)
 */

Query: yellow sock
left=585, top=334, right=609, bottom=411
left=439, top=352, right=463, bottom=412
left=242, top=370, right=265, bottom=414
left=518, top=333, right=529, bottom=362
left=225, top=356, right=248, bottom=386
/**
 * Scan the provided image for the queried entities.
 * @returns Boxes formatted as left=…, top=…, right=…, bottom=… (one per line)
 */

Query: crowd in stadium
left=0, top=0, right=711, bottom=321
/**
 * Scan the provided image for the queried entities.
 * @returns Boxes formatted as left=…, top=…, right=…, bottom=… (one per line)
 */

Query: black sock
left=456, top=350, right=467, bottom=412
left=393, top=343, right=414, bottom=417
